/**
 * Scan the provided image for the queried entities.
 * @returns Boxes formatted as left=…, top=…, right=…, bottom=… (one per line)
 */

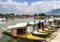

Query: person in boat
left=38, top=20, right=40, bottom=29
left=32, top=20, right=50, bottom=36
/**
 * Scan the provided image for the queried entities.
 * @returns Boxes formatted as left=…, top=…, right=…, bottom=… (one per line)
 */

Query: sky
left=0, top=0, right=60, bottom=15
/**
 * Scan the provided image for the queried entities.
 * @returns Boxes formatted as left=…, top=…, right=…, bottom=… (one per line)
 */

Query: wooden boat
left=37, top=20, right=50, bottom=33
left=45, top=19, right=57, bottom=31
left=47, top=18, right=60, bottom=29
left=29, top=20, right=50, bottom=36
left=2, top=22, right=45, bottom=41
left=32, top=19, right=56, bottom=36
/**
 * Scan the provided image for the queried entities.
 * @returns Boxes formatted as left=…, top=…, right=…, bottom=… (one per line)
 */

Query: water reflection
left=0, top=34, right=32, bottom=42
left=0, top=33, right=47, bottom=42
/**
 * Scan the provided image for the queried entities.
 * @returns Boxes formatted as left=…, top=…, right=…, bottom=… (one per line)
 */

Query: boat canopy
left=55, top=18, right=60, bottom=20
left=15, top=23, right=27, bottom=27
left=7, top=23, right=27, bottom=29
left=7, top=25, right=14, bottom=29
left=48, top=18, right=54, bottom=21
left=6, top=22, right=35, bottom=29
left=30, top=22, right=34, bottom=25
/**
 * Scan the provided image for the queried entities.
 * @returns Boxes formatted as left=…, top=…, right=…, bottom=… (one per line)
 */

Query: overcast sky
left=0, top=0, right=60, bottom=14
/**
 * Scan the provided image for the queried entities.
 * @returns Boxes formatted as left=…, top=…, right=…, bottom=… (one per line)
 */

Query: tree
left=39, top=13, right=46, bottom=16
left=9, top=13, right=15, bottom=16
left=39, top=13, right=46, bottom=19
left=34, top=14, right=38, bottom=16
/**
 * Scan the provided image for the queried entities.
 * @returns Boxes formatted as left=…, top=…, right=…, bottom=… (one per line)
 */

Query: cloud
left=0, top=0, right=60, bottom=14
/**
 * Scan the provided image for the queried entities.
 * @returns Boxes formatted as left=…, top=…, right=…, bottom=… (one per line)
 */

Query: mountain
left=47, top=9, right=60, bottom=15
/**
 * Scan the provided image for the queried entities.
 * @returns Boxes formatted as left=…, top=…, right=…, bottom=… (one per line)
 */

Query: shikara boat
left=2, top=22, right=45, bottom=41
left=47, top=18, right=60, bottom=29
left=32, top=19, right=56, bottom=36
left=26, top=20, right=49, bottom=36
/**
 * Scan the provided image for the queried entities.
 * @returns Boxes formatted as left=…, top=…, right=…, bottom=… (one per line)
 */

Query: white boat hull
left=32, top=30, right=48, bottom=35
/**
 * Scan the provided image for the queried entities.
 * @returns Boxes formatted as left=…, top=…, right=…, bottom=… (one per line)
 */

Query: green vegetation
left=0, top=13, right=60, bottom=19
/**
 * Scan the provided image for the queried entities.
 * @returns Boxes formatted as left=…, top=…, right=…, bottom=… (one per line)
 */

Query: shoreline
left=46, top=28, right=60, bottom=42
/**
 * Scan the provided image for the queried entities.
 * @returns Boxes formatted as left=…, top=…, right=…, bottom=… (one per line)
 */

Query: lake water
left=0, top=18, right=44, bottom=42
